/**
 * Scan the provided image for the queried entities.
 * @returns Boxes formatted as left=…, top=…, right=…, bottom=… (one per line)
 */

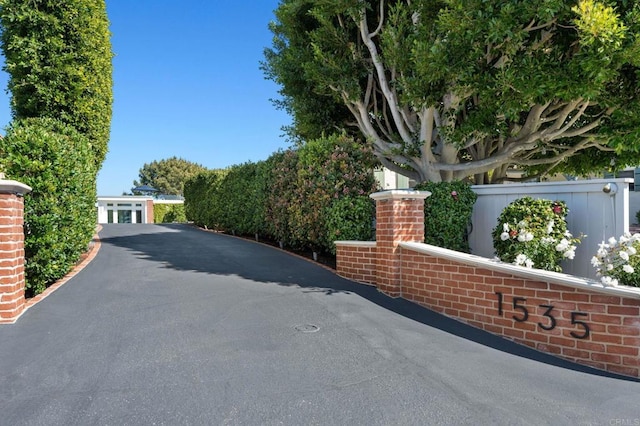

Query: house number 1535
left=495, top=292, right=590, bottom=339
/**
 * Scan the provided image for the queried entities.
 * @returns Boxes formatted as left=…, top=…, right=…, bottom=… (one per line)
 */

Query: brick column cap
left=0, top=179, right=32, bottom=196
left=370, top=189, right=431, bottom=201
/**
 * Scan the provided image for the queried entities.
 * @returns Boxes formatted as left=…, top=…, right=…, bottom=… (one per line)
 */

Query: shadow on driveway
left=100, top=223, right=639, bottom=382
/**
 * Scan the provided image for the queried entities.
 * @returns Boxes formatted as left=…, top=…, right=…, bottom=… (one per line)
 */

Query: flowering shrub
left=591, top=233, right=640, bottom=287
left=492, top=197, right=581, bottom=272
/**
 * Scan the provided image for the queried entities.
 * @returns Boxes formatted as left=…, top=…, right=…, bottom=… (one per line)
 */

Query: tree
left=134, top=157, right=208, bottom=196
left=264, top=0, right=640, bottom=184
left=0, top=0, right=113, bottom=167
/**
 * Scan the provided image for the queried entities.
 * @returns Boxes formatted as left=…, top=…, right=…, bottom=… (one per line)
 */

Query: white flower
left=524, top=258, right=534, bottom=268
left=563, top=250, right=575, bottom=259
left=514, top=254, right=530, bottom=266
left=503, top=223, right=510, bottom=232
left=619, top=234, right=629, bottom=244
left=517, top=220, right=527, bottom=229
left=601, top=276, right=619, bottom=286
left=517, top=234, right=526, bottom=242
left=619, top=251, right=630, bottom=261
left=591, top=256, right=601, bottom=267
left=628, top=246, right=637, bottom=255
left=541, top=237, right=554, bottom=244
left=623, top=264, right=635, bottom=274
left=500, top=232, right=509, bottom=241
left=608, top=236, right=618, bottom=246
left=555, top=239, right=569, bottom=252
left=546, top=220, right=555, bottom=234
left=564, top=230, right=573, bottom=238
left=607, top=263, right=615, bottom=271
left=525, top=232, right=534, bottom=242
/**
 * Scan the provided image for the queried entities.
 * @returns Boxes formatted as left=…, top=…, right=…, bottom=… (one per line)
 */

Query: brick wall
left=400, top=243, right=640, bottom=378
left=146, top=199, right=154, bottom=224
left=335, top=242, right=376, bottom=284
left=335, top=189, right=640, bottom=379
left=0, top=180, right=31, bottom=324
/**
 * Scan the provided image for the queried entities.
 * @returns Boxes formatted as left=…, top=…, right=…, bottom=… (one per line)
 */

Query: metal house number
left=495, top=292, right=590, bottom=339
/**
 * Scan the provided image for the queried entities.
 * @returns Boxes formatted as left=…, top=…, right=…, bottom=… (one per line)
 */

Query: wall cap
left=400, top=241, right=640, bottom=299
left=471, top=178, right=634, bottom=195
left=0, top=179, right=32, bottom=196
left=370, top=190, right=431, bottom=201
left=334, top=241, right=376, bottom=247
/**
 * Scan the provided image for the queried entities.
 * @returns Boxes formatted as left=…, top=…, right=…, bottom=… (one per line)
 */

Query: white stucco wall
left=97, top=196, right=153, bottom=224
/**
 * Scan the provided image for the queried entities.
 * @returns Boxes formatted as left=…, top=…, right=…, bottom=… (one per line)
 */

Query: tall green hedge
left=0, top=0, right=113, bottom=166
left=184, top=169, right=227, bottom=228
left=214, top=162, right=268, bottom=235
left=263, top=149, right=299, bottom=247
left=0, top=118, right=97, bottom=296
left=184, top=133, right=379, bottom=254
left=289, top=133, right=379, bottom=251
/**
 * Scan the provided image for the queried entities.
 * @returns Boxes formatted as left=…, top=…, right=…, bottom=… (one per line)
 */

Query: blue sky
left=0, top=0, right=292, bottom=195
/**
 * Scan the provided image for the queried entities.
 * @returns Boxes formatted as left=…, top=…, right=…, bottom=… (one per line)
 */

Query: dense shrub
left=184, top=133, right=379, bottom=255
left=154, top=203, right=186, bottom=223
left=414, top=181, right=477, bottom=252
left=184, top=169, right=227, bottom=228
left=326, top=195, right=375, bottom=254
left=0, top=0, right=113, bottom=166
left=214, top=162, right=267, bottom=235
left=264, top=149, right=300, bottom=247
left=0, top=118, right=97, bottom=296
left=289, top=133, right=379, bottom=252
left=492, top=196, right=581, bottom=272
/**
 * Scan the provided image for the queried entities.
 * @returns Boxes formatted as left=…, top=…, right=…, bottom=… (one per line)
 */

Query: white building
left=96, top=196, right=155, bottom=224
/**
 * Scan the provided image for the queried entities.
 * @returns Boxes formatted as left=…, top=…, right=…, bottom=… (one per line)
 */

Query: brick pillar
left=146, top=199, right=154, bottom=224
left=0, top=179, right=32, bottom=324
left=370, top=190, right=431, bottom=297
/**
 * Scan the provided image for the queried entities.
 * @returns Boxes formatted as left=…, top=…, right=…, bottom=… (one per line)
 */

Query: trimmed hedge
left=0, top=118, right=97, bottom=296
left=288, top=133, right=379, bottom=252
left=184, top=169, right=227, bottom=228
left=414, top=181, right=478, bottom=253
left=0, top=0, right=113, bottom=166
left=154, top=203, right=186, bottom=223
left=326, top=195, right=375, bottom=254
left=184, top=133, right=379, bottom=254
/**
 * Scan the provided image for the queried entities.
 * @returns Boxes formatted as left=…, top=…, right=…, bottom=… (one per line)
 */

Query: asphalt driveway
left=0, top=224, right=638, bottom=425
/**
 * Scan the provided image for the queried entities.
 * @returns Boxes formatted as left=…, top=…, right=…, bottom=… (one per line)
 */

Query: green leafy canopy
left=265, top=0, right=640, bottom=184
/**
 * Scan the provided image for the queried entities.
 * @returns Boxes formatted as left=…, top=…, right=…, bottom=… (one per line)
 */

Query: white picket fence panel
left=469, top=178, right=633, bottom=280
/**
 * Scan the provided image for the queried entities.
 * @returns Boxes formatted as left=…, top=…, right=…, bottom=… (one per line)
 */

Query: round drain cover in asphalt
left=294, top=324, right=319, bottom=333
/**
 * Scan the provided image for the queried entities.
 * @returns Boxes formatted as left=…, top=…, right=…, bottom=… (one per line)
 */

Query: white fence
left=469, top=178, right=633, bottom=280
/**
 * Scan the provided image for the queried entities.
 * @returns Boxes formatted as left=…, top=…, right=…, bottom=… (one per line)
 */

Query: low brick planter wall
left=335, top=241, right=376, bottom=285
left=399, top=243, right=640, bottom=378
left=336, top=189, right=640, bottom=379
